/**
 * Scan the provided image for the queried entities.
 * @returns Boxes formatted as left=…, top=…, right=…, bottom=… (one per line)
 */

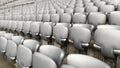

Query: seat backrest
left=86, top=6, right=98, bottom=13
left=69, top=27, right=91, bottom=50
left=23, top=21, right=32, bottom=34
left=50, top=14, right=59, bottom=23
left=109, top=11, right=120, bottom=25
left=0, top=31, right=6, bottom=36
left=17, top=45, right=32, bottom=67
left=0, top=37, right=7, bottom=53
left=60, top=13, right=71, bottom=23
left=100, top=5, right=115, bottom=13
left=5, top=40, right=17, bottom=60
left=88, top=12, right=106, bottom=26
left=66, top=54, right=110, bottom=68
left=53, top=23, right=69, bottom=44
left=4, top=33, right=13, bottom=40
left=74, top=7, right=85, bottom=13
left=12, top=36, right=24, bottom=45
left=11, top=21, right=17, bottom=31
left=39, top=45, right=64, bottom=66
left=42, top=14, right=50, bottom=22
left=40, top=22, right=53, bottom=39
left=95, top=1, right=106, bottom=7
left=64, top=8, right=74, bottom=14
left=33, top=52, right=57, bottom=68
left=16, top=21, right=24, bottom=32
left=23, top=39, right=39, bottom=52
left=72, top=13, right=86, bottom=24
left=94, top=29, right=120, bottom=58
left=30, top=22, right=41, bottom=35
left=37, top=14, right=43, bottom=21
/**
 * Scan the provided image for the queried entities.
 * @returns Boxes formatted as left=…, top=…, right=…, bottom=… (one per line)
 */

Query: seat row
left=0, top=32, right=110, bottom=68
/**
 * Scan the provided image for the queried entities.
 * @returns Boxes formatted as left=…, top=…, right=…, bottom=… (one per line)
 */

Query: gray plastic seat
left=16, top=21, right=24, bottom=32
left=42, top=14, right=50, bottom=22
left=17, top=45, right=32, bottom=68
left=23, top=39, right=39, bottom=52
left=23, top=21, right=32, bottom=34
left=37, top=14, right=43, bottom=21
left=50, top=14, right=60, bottom=23
left=72, top=24, right=94, bottom=32
left=12, top=36, right=24, bottom=45
left=74, top=7, right=85, bottom=13
left=69, top=26, right=91, bottom=50
left=0, top=31, right=6, bottom=36
left=33, top=52, right=57, bottom=68
left=95, top=1, right=106, bottom=7
left=11, top=21, right=17, bottom=31
left=72, top=13, right=86, bottom=24
left=4, top=33, right=13, bottom=40
left=94, top=29, right=120, bottom=58
left=30, top=22, right=41, bottom=36
left=0, top=37, right=7, bottom=53
left=5, top=40, right=17, bottom=60
left=60, top=13, right=71, bottom=24
left=39, top=45, right=64, bottom=66
left=86, top=6, right=98, bottom=13
left=40, top=22, right=53, bottom=40
left=53, top=23, right=69, bottom=44
left=61, top=54, right=110, bottom=68
left=109, top=11, right=120, bottom=25
left=64, top=8, right=74, bottom=14
left=88, top=12, right=106, bottom=26
left=100, top=5, right=115, bottom=14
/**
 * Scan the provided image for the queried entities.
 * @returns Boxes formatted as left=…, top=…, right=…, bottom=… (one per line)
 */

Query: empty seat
left=109, top=11, right=120, bottom=25
left=85, top=6, right=98, bottom=13
left=88, top=12, right=106, bottom=27
left=16, top=21, right=24, bottom=32
left=69, top=26, right=91, bottom=50
left=64, top=8, right=74, bottom=14
left=30, top=22, right=41, bottom=36
left=22, top=21, right=32, bottom=34
left=53, top=23, right=69, bottom=45
left=50, top=14, right=60, bottom=23
left=40, top=22, right=53, bottom=44
left=72, top=13, right=86, bottom=24
left=33, top=52, right=57, bottom=68
left=5, top=40, right=17, bottom=60
left=37, top=14, right=43, bottom=21
left=95, top=1, right=106, bottom=7
left=94, top=29, right=120, bottom=58
left=100, top=5, right=115, bottom=14
left=0, top=31, right=6, bottom=36
left=0, top=37, right=7, bottom=53
left=61, top=54, right=110, bottom=68
left=12, top=36, right=24, bottom=45
left=23, top=39, right=39, bottom=52
left=11, top=21, right=17, bottom=31
left=17, top=45, right=32, bottom=68
left=74, top=7, right=85, bottom=13
left=4, top=33, right=13, bottom=40
left=42, top=14, right=50, bottom=22
left=39, top=45, right=64, bottom=66
left=60, top=13, right=71, bottom=23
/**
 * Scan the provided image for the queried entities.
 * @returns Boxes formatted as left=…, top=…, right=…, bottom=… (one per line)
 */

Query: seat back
left=39, top=45, right=64, bottom=66
left=33, top=52, right=57, bottom=68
